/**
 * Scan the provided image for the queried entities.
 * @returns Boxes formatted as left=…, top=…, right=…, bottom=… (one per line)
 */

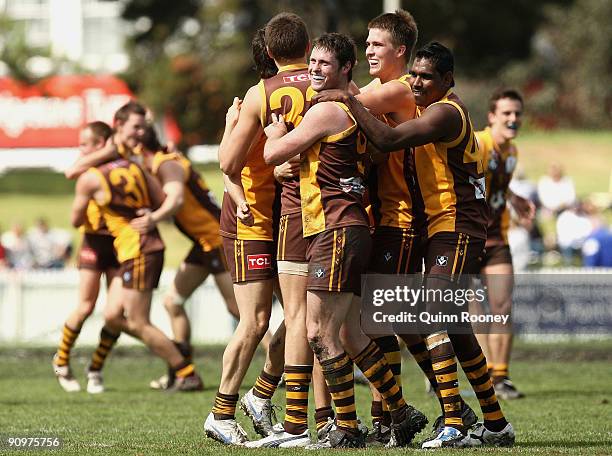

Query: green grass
left=1, top=341, right=611, bottom=455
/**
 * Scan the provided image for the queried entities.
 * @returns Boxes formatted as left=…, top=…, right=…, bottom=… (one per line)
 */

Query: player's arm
left=264, top=102, right=350, bottom=165
left=131, top=161, right=185, bottom=233
left=65, top=138, right=120, bottom=179
left=356, top=80, right=415, bottom=116
left=70, top=171, right=101, bottom=227
left=223, top=174, right=254, bottom=226
left=219, top=86, right=263, bottom=175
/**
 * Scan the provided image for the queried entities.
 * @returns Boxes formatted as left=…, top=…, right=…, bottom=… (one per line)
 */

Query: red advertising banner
left=0, top=75, right=133, bottom=148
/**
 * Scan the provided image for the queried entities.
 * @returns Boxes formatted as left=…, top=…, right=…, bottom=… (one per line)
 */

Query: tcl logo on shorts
left=80, top=248, right=97, bottom=264
left=283, top=73, right=309, bottom=83
left=247, top=254, right=272, bottom=270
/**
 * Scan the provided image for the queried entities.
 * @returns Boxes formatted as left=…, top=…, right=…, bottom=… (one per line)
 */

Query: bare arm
left=71, top=171, right=100, bottom=227
left=263, top=102, right=352, bottom=165
left=65, top=138, right=120, bottom=179
left=223, top=174, right=254, bottom=226
left=219, top=86, right=263, bottom=175
left=355, top=79, right=415, bottom=117
left=131, top=161, right=185, bottom=233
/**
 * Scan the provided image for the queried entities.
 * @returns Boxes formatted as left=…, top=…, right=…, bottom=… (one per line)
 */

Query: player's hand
left=510, top=193, right=536, bottom=221
left=312, top=89, right=350, bottom=104
left=264, top=113, right=287, bottom=139
left=130, top=209, right=156, bottom=233
left=274, top=155, right=300, bottom=182
left=226, top=97, right=242, bottom=129
left=237, top=200, right=254, bottom=226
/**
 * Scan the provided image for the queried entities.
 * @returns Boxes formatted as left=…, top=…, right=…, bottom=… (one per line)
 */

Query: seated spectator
left=556, top=201, right=594, bottom=265
left=537, top=162, right=576, bottom=216
left=27, top=218, right=72, bottom=269
left=1, top=222, right=35, bottom=269
left=582, top=206, right=612, bottom=267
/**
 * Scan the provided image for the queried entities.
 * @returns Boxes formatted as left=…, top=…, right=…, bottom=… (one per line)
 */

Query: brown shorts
left=77, top=233, right=119, bottom=272
left=482, top=243, right=513, bottom=268
left=222, top=237, right=276, bottom=283
left=184, top=244, right=228, bottom=275
left=120, top=250, right=164, bottom=291
left=306, top=226, right=371, bottom=296
left=368, top=226, right=424, bottom=274
left=425, top=232, right=485, bottom=280
left=277, top=212, right=308, bottom=262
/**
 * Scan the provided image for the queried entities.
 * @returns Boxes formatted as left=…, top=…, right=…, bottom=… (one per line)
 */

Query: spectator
left=27, top=218, right=72, bottom=269
left=1, top=222, right=34, bottom=269
left=0, top=237, right=7, bottom=269
left=556, top=201, right=594, bottom=265
left=582, top=226, right=612, bottom=267
left=537, top=162, right=576, bottom=215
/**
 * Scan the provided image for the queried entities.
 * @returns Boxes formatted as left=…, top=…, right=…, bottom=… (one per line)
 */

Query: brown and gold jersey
left=90, top=159, right=164, bottom=263
left=219, top=133, right=279, bottom=241
left=367, top=74, right=423, bottom=231
left=259, top=64, right=316, bottom=215
left=476, top=127, right=518, bottom=243
left=300, top=103, right=369, bottom=237
left=81, top=200, right=111, bottom=235
left=414, top=91, right=488, bottom=239
left=152, top=151, right=223, bottom=252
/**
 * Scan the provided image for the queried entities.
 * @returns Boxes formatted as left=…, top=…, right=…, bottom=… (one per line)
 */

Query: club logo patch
left=123, top=271, right=131, bottom=282
left=312, top=265, right=326, bottom=279
left=384, top=252, right=393, bottom=262
left=247, top=254, right=272, bottom=270
left=436, top=255, right=448, bottom=267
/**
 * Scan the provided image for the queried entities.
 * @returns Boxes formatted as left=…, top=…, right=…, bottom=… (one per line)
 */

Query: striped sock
left=315, top=406, right=334, bottom=432
left=212, top=392, right=239, bottom=420
left=319, top=352, right=357, bottom=433
left=55, top=324, right=80, bottom=367
left=283, top=365, right=313, bottom=435
left=425, top=332, right=463, bottom=431
left=89, top=327, right=119, bottom=372
left=407, top=340, right=445, bottom=412
left=253, top=369, right=282, bottom=400
left=173, top=360, right=195, bottom=379
left=492, top=364, right=509, bottom=383
left=458, top=350, right=508, bottom=432
left=353, top=341, right=406, bottom=422
left=373, top=336, right=402, bottom=391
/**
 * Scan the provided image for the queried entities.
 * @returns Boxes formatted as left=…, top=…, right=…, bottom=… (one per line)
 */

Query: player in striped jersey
left=128, top=125, right=239, bottom=391
left=475, top=89, right=534, bottom=400
left=315, top=41, right=514, bottom=449
left=53, top=121, right=119, bottom=394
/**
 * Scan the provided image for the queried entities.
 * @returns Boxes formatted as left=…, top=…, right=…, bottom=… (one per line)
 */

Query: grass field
left=0, top=130, right=610, bottom=268
left=1, top=340, right=611, bottom=455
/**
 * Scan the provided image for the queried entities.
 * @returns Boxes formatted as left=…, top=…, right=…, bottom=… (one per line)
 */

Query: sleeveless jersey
left=300, top=103, right=369, bottom=237
left=476, top=127, right=518, bottom=244
left=413, top=91, right=488, bottom=239
left=81, top=200, right=111, bottom=235
left=152, top=151, right=223, bottom=251
left=90, top=159, right=164, bottom=262
left=219, top=132, right=278, bottom=241
left=259, top=63, right=316, bottom=215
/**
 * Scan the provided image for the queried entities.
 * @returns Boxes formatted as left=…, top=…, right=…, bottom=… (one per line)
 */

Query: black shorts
left=306, top=226, right=371, bottom=296
left=368, top=226, right=424, bottom=274
left=482, top=244, right=513, bottom=268
left=120, top=251, right=164, bottom=291
left=222, top=237, right=276, bottom=283
left=77, top=233, right=119, bottom=272
left=184, top=244, right=228, bottom=275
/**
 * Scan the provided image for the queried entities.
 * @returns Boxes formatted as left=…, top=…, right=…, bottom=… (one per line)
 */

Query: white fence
left=0, top=269, right=284, bottom=345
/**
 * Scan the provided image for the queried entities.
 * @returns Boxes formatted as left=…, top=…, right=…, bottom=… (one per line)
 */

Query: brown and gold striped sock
left=425, top=332, right=463, bottom=431
left=173, top=359, right=195, bottom=379
left=319, top=352, right=357, bottom=433
left=373, top=336, right=402, bottom=392
left=315, top=406, right=334, bottom=432
left=492, top=364, right=509, bottom=384
left=253, top=369, right=282, bottom=400
left=407, top=340, right=445, bottom=413
left=458, top=350, right=508, bottom=432
left=283, top=365, right=313, bottom=435
left=89, top=327, right=119, bottom=372
left=212, top=392, right=239, bottom=420
left=55, top=324, right=80, bottom=367
left=353, top=341, right=406, bottom=422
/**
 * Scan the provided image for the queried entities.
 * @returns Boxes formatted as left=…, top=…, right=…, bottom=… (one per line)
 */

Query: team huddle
left=53, top=9, right=535, bottom=450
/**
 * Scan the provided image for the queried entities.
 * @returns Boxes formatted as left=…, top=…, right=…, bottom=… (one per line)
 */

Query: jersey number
left=269, top=86, right=316, bottom=127
left=109, top=164, right=149, bottom=208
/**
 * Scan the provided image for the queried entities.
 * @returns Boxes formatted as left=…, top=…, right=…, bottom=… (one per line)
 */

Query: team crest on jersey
left=339, top=176, right=366, bottom=195
left=488, top=150, right=499, bottom=171
left=436, top=255, right=448, bottom=267
left=505, top=155, right=517, bottom=174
